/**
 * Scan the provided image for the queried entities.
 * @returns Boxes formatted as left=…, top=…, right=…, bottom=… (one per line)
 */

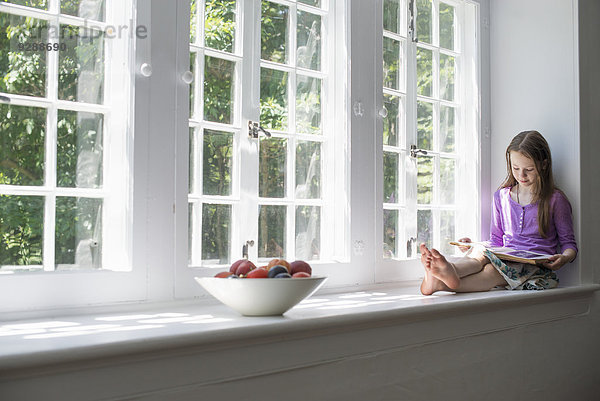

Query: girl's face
left=510, top=151, right=538, bottom=188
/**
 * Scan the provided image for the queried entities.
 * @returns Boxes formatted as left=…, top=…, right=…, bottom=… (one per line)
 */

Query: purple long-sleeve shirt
left=489, top=187, right=578, bottom=256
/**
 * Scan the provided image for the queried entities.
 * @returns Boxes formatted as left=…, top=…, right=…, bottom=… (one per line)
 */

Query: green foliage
left=205, top=0, right=235, bottom=52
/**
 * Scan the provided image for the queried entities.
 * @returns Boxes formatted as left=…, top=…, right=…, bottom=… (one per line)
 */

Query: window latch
left=408, top=0, right=418, bottom=43
left=242, top=240, right=254, bottom=259
left=410, top=144, right=428, bottom=158
left=248, top=121, right=272, bottom=139
left=0, top=95, right=10, bottom=103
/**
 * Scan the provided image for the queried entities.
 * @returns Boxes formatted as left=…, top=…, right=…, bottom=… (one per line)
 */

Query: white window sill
left=1, top=282, right=598, bottom=377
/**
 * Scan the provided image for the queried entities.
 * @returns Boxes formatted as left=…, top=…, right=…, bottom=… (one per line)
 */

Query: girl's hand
left=543, top=254, right=569, bottom=271
left=457, top=237, right=472, bottom=253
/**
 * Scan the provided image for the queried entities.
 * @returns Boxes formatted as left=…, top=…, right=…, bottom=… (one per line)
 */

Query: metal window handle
left=248, top=121, right=272, bottom=138
left=0, top=95, right=10, bottom=103
left=408, top=0, right=418, bottom=43
left=242, top=240, right=255, bottom=259
left=410, top=145, right=428, bottom=158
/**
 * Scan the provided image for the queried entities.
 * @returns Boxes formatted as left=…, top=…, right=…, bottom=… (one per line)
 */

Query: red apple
left=290, top=260, right=312, bottom=276
left=214, top=271, right=234, bottom=278
left=229, top=259, right=246, bottom=273
left=292, top=272, right=311, bottom=278
left=235, top=260, right=256, bottom=277
left=246, top=268, right=268, bottom=279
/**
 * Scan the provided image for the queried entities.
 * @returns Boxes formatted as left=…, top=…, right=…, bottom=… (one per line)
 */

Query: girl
left=420, top=130, right=578, bottom=295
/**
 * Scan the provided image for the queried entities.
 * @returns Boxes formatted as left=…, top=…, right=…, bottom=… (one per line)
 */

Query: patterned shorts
left=483, top=249, right=559, bottom=290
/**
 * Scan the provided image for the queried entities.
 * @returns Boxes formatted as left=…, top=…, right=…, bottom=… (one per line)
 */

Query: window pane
left=439, top=2, right=455, bottom=50
left=440, top=210, right=455, bottom=254
left=0, top=104, right=46, bottom=186
left=417, top=100, right=433, bottom=150
left=417, top=209, right=432, bottom=250
left=297, top=10, right=321, bottom=71
left=383, top=209, right=398, bottom=258
left=205, top=0, right=236, bottom=53
left=259, top=137, right=287, bottom=198
left=204, top=56, right=235, bottom=124
left=189, top=128, right=197, bottom=193
left=261, top=1, right=289, bottom=64
left=55, top=197, right=102, bottom=269
left=56, top=110, right=103, bottom=189
left=0, top=13, right=47, bottom=98
left=2, top=0, right=47, bottom=10
left=383, top=37, right=400, bottom=90
left=59, top=25, right=105, bottom=104
left=61, top=0, right=105, bottom=21
left=440, top=105, right=455, bottom=153
left=440, top=157, right=455, bottom=204
left=203, top=129, right=233, bottom=196
left=383, top=0, right=401, bottom=34
left=416, top=47, right=432, bottom=97
left=296, top=75, right=321, bottom=135
left=295, top=205, right=320, bottom=261
left=417, top=155, right=433, bottom=204
left=190, top=0, right=198, bottom=43
left=0, top=195, right=44, bottom=269
left=202, top=203, right=231, bottom=264
left=258, top=205, right=286, bottom=258
left=383, top=152, right=398, bottom=203
left=298, top=0, right=321, bottom=7
left=296, top=140, right=321, bottom=199
left=416, top=0, right=432, bottom=44
left=260, top=67, right=288, bottom=131
left=440, top=53, right=455, bottom=101
left=383, top=94, right=401, bottom=146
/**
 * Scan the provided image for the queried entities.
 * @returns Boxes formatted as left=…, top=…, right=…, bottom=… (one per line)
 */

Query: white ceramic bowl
left=195, top=276, right=327, bottom=316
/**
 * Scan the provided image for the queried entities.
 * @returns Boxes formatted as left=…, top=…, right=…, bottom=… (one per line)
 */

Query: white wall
left=490, top=0, right=581, bottom=286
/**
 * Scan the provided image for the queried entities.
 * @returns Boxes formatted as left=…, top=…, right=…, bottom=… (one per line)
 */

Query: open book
left=449, top=241, right=552, bottom=265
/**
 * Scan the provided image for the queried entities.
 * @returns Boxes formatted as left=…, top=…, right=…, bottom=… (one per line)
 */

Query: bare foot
left=420, top=243, right=460, bottom=290
left=420, top=265, right=450, bottom=295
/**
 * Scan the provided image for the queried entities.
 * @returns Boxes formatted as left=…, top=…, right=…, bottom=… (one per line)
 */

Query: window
left=382, top=0, right=479, bottom=264
left=0, top=0, right=133, bottom=273
left=188, top=0, right=344, bottom=268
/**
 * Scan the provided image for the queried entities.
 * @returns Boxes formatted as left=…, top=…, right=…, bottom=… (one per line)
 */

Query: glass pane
left=260, top=67, right=288, bottom=131
left=188, top=202, right=194, bottom=264
left=416, top=47, right=432, bottom=97
left=0, top=195, right=44, bottom=269
left=417, top=100, right=433, bottom=150
left=383, top=94, right=401, bottom=146
left=417, top=209, right=432, bottom=251
left=205, top=0, right=236, bottom=53
left=0, top=13, right=47, bottom=97
left=55, top=197, right=102, bottom=269
left=383, top=209, right=398, bottom=258
left=295, top=205, right=320, bottom=261
left=440, top=53, right=455, bottom=101
left=261, top=1, right=289, bottom=64
left=0, top=104, right=46, bottom=186
left=204, top=56, right=235, bottom=124
left=61, top=0, right=105, bottom=21
left=383, top=37, right=400, bottom=90
left=259, top=137, right=287, bottom=198
left=297, top=10, right=321, bottom=70
left=383, top=0, right=401, bottom=34
left=383, top=152, right=398, bottom=203
left=440, top=157, right=455, bottom=204
left=296, top=140, right=321, bottom=199
left=190, top=0, right=198, bottom=43
left=189, top=128, right=196, bottom=193
left=440, top=105, right=455, bottom=153
left=296, top=75, right=321, bottom=134
left=203, top=129, right=233, bottom=196
left=416, top=0, right=432, bottom=44
left=439, top=2, right=455, bottom=50
left=2, top=0, right=47, bottom=10
left=258, top=205, right=286, bottom=258
left=440, top=210, right=455, bottom=254
left=298, top=0, right=321, bottom=7
left=417, top=155, right=433, bottom=204
left=189, top=52, right=196, bottom=117
left=59, top=25, right=105, bottom=104
left=57, top=110, right=103, bottom=189
left=202, top=203, right=231, bottom=264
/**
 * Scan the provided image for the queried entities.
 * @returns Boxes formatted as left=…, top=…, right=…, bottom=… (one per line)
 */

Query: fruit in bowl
left=198, top=258, right=325, bottom=316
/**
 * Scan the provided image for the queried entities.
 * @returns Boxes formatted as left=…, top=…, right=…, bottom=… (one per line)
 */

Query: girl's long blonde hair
left=500, top=130, right=558, bottom=237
